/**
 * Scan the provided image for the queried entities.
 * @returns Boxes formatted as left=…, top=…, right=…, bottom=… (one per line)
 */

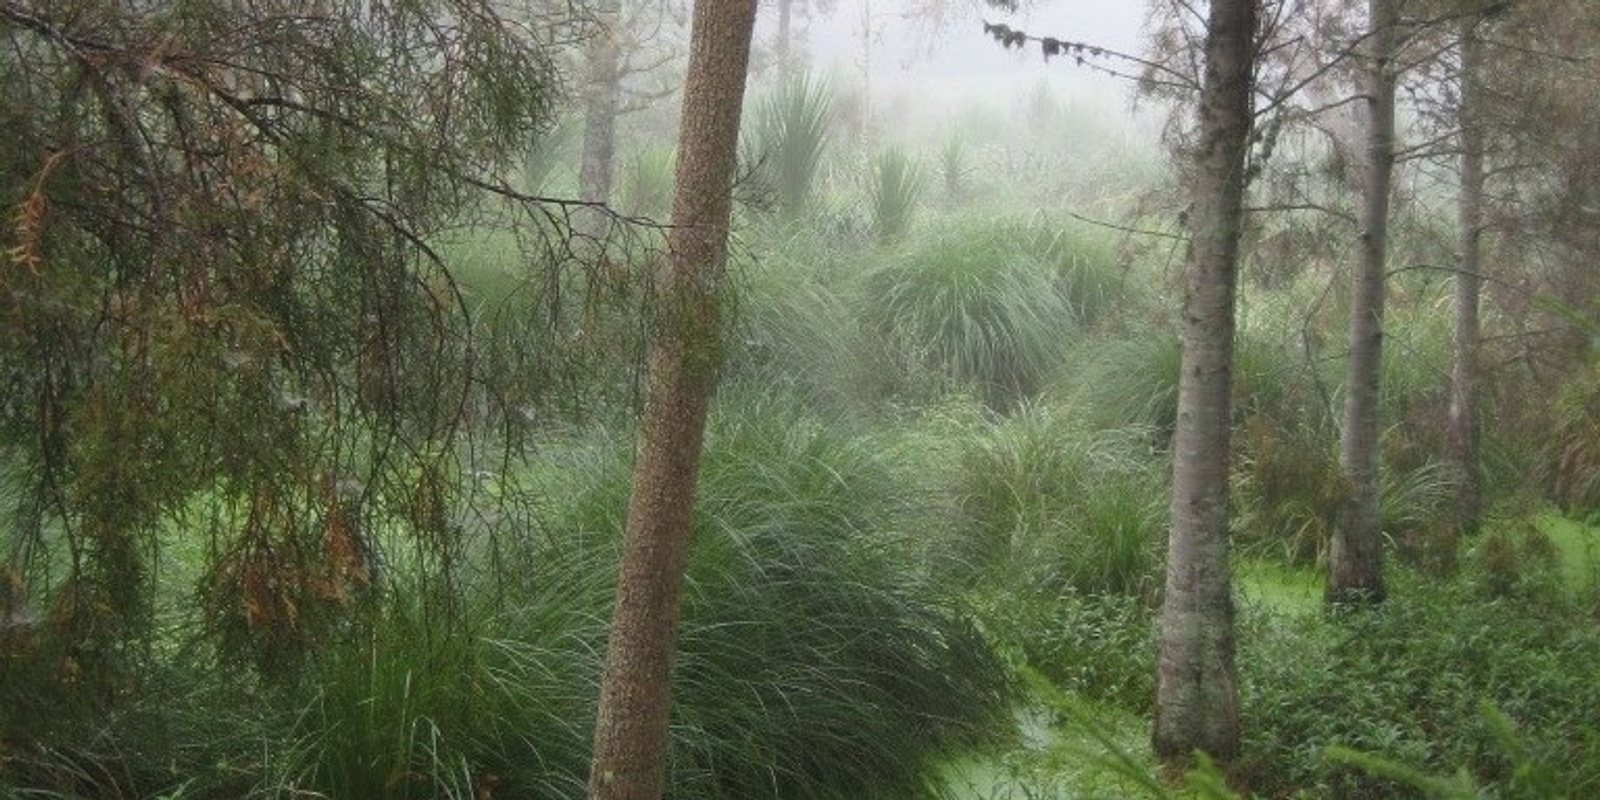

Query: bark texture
left=1328, top=0, right=1398, bottom=606
left=585, top=2, right=758, bottom=798
left=577, top=0, right=622, bottom=231
left=1446, top=21, right=1485, bottom=557
left=1153, top=0, right=1255, bottom=763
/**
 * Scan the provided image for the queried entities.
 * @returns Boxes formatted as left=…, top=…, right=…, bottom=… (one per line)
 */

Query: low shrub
left=1236, top=567, right=1600, bottom=798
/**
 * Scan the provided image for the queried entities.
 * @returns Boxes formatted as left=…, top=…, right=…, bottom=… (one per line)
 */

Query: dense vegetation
left=3, top=1, right=1599, bottom=798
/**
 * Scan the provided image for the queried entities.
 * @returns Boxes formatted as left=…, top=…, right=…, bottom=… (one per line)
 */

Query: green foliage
left=0, top=0, right=566, bottom=683
left=861, top=220, right=1075, bottom=408
left=264, top=586, right=602, bottom=800
left=1232, top=414, right=1343, bottom=564
left=724, top=230, right=907, bottom=414
left=523, top=115, right=581, bottom=194
left=993, top=670, right=1242, bottom=800
left=1059, top=331, right=1185, bottom=435
left=1325, top=701, right=1573, bottom=800
left=1236, top=568, right=1600, bottom=798
left=1544, top=360, right=1600, bottom=516
left=868, top=146, right=928, bottom=245
left=983, top=592, right=1157, bottom=714
left=536, top=392, right=1013, bottom=798
left=618, top=143, right=677, bottom=221
left=745, top=72, right=835, bottom=220
left=938, top=133, right=971, bottom=203
left=929, top=401, right=1166, bottom=598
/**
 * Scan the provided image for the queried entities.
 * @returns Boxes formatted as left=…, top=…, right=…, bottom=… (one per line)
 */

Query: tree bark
left=585, top=2, right=758, bottom=799
left=577, top=0, right=623, bottom=234
left=1446, top=20, right=1485, bottom=561
left=1327, top=0, right=1397, bottom=606
left=1152, top=0, right=1255, bottom=764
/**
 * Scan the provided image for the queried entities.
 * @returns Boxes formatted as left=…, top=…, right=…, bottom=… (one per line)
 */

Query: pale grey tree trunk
left=776, top=0, right=794, bottom=81
left=1153, top=0, right=1256, bottom=763
left=1446, top=20, right=1485, bottom=560
left=1328, top=0, right=1398, bottom=606
left=577, top=0, right=622, bottom=234
left=585, top=1, right=759, bottom=798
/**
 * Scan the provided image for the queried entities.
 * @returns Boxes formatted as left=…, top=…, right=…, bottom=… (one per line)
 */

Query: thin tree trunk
left=776, top=0, right=794, bottom=82
left=577, top=0, right=623, bottom=234
left=585, top=1, right=758, bottom=799
left=1446, top=21, right=1485, bottom=562
left=1152, top=0, right=1255, bottom=764
left=1328, top=0, right=1397, bottom=606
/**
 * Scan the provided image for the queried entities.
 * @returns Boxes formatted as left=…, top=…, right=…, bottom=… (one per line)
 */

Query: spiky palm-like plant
left=745, top=72, right=834, bottom=220
left=938, top=132, right=970, bottom=203
left=868, top=146, right=927, bottom=245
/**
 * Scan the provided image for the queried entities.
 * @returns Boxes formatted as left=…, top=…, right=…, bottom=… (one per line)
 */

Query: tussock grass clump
left=267, top=592, right=602, bottom=800
left=1056, top=332, right=1184, bottom=436
left=726, top=235, right=912, bottom=414
left=1543, top=360, right=1600, bottom=516
left=536, top=392, right=1012, bottom=798
left=923, top=401, right=1166, bottom=598
left=860, top=219, right=1074, bottom=408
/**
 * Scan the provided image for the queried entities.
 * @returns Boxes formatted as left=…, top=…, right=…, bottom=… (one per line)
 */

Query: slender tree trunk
left=585, top=2, right=758, bottom=799
left=1153, top=0, right=1255, bottom=764
left=1446, top=21, right=1485, bottom=563
left=1328, top=0, right=1397, bottom=606
left=577, top=0, right=623, bottom=234
left=776, top=0, right=794, bottom=82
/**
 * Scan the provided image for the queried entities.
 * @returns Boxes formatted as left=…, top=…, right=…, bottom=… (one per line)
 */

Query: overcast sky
left=781, top=1, right=1152, bottom=102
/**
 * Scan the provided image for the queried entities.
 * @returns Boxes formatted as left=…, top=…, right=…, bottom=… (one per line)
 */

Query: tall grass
left=724, top=232, right=908, bottom=414
left=617, top=142, right=675, bottom=221
left=859, top=219, right=1074, bottom=408
left=927, top=401, right=1166, bottom=598
left=532, top=391, right=1011, bottom=798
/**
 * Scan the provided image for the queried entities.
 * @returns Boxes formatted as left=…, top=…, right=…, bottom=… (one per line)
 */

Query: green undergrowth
left=1235, top=558, right=1600, bottom=798
left=1, top=391, right=1010, bottom=799
left=1531, top=510, right=1600, bottom=592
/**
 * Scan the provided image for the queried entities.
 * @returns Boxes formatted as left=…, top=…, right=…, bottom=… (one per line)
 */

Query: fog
left=768, top=2, right=1151, bottom=112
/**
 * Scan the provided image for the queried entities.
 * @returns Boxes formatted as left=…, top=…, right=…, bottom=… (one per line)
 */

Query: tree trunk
left=776, top=0, right=794, bottom=82
left=577, top=0, right=623, bottom=234
left=1446, top=20, right=1485, bottom=562
left=1152, top=0, right=1255, bottom=764
left=585, top=2, right=758, bottom=799
left=1327, top=0, right=1397, bottom=606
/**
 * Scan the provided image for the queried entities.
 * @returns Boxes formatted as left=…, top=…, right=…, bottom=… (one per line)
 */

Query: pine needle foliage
left=0, top=0, right=581, bottom=740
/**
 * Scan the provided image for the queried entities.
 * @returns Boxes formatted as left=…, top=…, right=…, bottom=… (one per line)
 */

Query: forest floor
left=926, top=511, right=1600, bottom=799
